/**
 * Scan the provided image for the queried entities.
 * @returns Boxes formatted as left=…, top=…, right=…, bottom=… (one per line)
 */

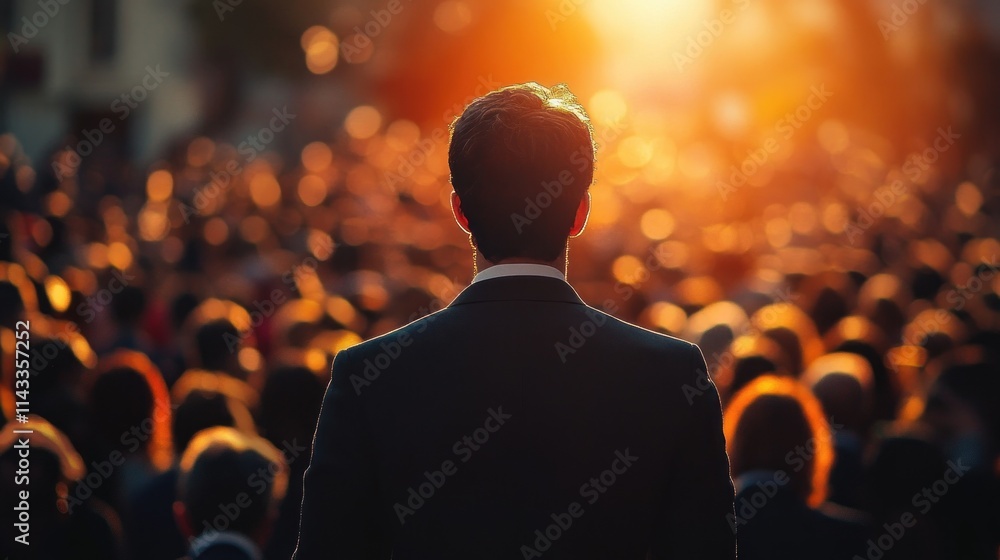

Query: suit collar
left=448, top=275, right=586, bottom=307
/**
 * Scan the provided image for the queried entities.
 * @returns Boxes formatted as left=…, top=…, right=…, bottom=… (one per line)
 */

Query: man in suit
left=295, top=82, right=735, bottom=559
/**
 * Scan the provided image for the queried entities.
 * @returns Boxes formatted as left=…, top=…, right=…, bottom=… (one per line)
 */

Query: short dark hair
left=178, top=427, right=287, bottom=540
left=449, top=82, right=595, bottom=262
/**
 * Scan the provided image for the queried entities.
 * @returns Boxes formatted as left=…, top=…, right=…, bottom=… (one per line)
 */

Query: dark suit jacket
left=294, top=275, right=735, bottom=559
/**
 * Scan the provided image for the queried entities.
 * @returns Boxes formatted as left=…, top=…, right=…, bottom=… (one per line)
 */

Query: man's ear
left=173, top=501, right=194, bottom=540
left=451, top=191, right=471, bottom=235
left=569, top=192, right=591, bottom=238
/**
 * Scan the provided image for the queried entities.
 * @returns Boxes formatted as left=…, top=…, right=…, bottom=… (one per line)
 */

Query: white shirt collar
left=472, top=263, right=566, bottom=283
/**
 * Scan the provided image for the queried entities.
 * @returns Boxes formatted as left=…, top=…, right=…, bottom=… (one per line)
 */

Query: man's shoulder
left=337, top=306, right=454, bottom=360
left=583, top=303, right=697, bottom=356
left=336, top=301, right=699, bottom=364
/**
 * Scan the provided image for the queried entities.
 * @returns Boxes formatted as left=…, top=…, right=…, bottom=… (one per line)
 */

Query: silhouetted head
left=111, top=285, right=147, bottom=327
left=725, top=375, right=834, bottom=507
left=0, top=280, right=24, bottom=329
left=803, top=352, right=875, bottom=435
left=88, top=350, right=173, bottom=467
left=259, top=366, right=325, bottom=453
left=90, top=367, right=155, bottom=448
left=195, top=319, right=240, bottom=372
left=175, top=427, right=287, bottom=546
left=0, top=416, right=85, bottom=516
left=448, top=82, right=595, bottom=263
left=172, top=389, right=242, bottom=455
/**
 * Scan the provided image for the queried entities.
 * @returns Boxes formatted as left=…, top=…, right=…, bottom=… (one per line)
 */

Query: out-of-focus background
left=1, top=0, right=999, bottom=559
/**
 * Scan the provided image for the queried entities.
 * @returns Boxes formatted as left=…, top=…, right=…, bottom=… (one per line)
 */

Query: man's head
left=174, top=427, right=287, bottom=546
left=449, top=82, right=595, bottom=263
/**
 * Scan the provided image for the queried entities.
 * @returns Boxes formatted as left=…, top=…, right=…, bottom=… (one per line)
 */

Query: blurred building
left=1, top=0, right=200, bottom=164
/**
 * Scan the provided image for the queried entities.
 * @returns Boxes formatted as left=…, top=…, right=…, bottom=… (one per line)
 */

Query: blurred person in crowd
left=824, top=316, right=899, bottom=424
left=296, top=83, right=735, bottom=559
left=193, top=319, right=246, bottom=379
left=25, top=334, right=93, bottom=453
left=84, top=350, right=173, bottom=511
left=0, top=416, right=123, bottom=560
left=919, top=362, right=1000, bottom=559
left=126, top=388, right=252, bottom=560
left=866, top=436, right=954, bottom=560
left=174, top=426, right=288, bottom=560
left=724, top=375, right=868, bottom=560
left=715, top=334, right=787, bottom=402
left=802, top=352, right=876, bottom=508
left=257, top=365, right=325, bottom=560
left=0, top=279, right=25, bottom=330
left=104, top=285, right=152, bottom=355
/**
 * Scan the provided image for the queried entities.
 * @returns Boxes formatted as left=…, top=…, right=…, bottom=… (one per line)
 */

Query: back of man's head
left=175, top=427, right=287, bottom=545
left=449, top=82, right=595, bottom=262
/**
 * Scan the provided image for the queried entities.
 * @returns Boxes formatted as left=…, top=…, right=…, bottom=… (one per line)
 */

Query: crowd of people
left=0, top=74, right=998, bottom=560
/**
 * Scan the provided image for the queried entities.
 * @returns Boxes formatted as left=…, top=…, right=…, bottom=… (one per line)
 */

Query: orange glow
left=187, top=137, right=216, bottom=167
left=139, top=202, right=170, bottom=242
left=345, top=106, right=383, bottom=139
left=107, top=242, right=133, bottom=270
left=434, top=1, right=473, bottom=34
left=46, top=191, right=73, bottom=217
left=249, top=174, right=282, bottom=208
left=146, top=169, right=173, bottom=202
left=588, top=90, right=627, bottom=124
left=43, top=275, right=71, bottom=312
left=204, top=217, right=229, bottom=246
left=298, top=175, right=328, bottom=207
left=301, top=142, right=333, bottom=172
left=955, top=181, right=983, bottom=216
left=611, top=255, right=646, bottom=285
left=639, top=208, right=675, bottom=240
left=301, top=26, right=339, bottom=74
